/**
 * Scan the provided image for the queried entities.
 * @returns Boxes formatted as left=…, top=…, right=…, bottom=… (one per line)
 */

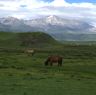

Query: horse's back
left=48, top=55, right=62, bottom=62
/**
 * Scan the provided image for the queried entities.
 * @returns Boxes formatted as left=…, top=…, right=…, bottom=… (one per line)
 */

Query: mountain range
left=0, top=15, right=96, bottom=41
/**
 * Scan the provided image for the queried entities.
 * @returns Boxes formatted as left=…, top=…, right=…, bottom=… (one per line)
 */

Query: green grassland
left=0, top=32, right=96, bottom=95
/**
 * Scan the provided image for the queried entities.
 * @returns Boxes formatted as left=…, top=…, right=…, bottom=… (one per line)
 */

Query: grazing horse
left=44, top=55, right=63, bottom=66
left=25, top=49, right=35, bottom=56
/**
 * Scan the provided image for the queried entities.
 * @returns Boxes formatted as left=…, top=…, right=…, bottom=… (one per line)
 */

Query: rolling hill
left=0, top=32, right=58, bottom=48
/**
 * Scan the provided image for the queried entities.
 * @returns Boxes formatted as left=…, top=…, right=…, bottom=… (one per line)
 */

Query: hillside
left=51, top=33, right=96, bottom=41
left=0, top=32, right=58, bottom=48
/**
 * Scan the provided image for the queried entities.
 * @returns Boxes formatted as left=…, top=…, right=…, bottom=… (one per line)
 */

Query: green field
left=0, top=32, right=96, bottom=95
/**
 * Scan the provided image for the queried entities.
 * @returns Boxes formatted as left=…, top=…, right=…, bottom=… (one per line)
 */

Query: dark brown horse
left=44, top=55, right=63, bottom=66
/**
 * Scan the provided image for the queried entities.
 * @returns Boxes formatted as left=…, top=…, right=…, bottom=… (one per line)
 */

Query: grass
left=0, top=32, right=96, bottom=95
left=0, top=45, right=96, bottom=95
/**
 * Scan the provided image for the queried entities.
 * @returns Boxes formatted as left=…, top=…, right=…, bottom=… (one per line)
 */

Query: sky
left=0, top=0, right=96, bottom=25
left=42, top=0, right=96, bottom=3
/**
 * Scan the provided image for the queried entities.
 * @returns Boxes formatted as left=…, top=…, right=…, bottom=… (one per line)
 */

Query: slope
left=0, top=32, right=58, bottom=48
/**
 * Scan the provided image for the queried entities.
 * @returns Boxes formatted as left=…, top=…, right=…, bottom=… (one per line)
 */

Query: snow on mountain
left=0, top=16, right=20, bottom=25
left=24, top=15, right=95, bottom=34
left=0, top=16, right=36, bottom=32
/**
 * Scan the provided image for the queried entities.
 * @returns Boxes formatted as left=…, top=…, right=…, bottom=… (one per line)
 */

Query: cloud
left=0, top=0, right=95, bottom=10
left=50, top=0, right=70, bottom=7
left=0, top=4, right=4, bottom=7
left=0, top=1, right=19, bottom=11
left=0, top=0, right=96, bottom=10
left=0, top=0, right=96, bottom=25
left=71, top=2, right=96, bottom=8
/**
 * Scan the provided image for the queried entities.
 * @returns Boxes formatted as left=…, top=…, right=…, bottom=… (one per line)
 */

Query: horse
left=24, top=49, right=35, bottom=56
left=44, top=55, right=63, bottom=66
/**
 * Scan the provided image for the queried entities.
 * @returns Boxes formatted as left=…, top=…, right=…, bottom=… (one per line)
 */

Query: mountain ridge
left=0, top=15, right=96, bottom=41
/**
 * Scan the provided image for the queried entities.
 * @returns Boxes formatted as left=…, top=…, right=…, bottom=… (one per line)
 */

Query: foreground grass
left=0, top=44, right=96, bottom=95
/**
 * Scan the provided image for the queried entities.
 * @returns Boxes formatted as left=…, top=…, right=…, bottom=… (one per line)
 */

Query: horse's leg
left=50, top=62, right=53, bottom=66
left=58, top=59, right=62, bottom=66
left=58, top=62, right=61, bottom=66
left=60, top=60, right=62, bottom=66
left=58, top=62, right=60, bottom=66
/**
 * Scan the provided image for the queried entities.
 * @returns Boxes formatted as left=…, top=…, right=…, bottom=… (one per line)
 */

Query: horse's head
left=44, top=59, right=49, bottom=66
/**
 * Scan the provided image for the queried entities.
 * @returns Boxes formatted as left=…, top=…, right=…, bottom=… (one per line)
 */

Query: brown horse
left=44, top=55, right=63, bottom=66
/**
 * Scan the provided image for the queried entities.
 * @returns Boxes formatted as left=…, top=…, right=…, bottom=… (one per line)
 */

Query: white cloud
left=11, top=14, right=26, bottom=19
left=0, top=0, right=96, bottom=10
left=71, top=2, right=96, bottom=8
left=0, top=0, right=96, bottom=25
left=50, top=0, right=70, bottom=7
left=0, top=1, right=19, bottom=11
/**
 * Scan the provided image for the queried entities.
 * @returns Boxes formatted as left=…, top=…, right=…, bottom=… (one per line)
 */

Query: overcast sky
left=0, top=0, right=96, bottom=25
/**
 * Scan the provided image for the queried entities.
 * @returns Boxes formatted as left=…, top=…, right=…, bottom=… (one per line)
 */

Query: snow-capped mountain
left=0, top=15, right=95, bottom=33
left=0, top=15, right=96, bottom=41
left=0, top=16, right=37, bottom=32
left=0, top=16, right=21, bottom=25
left=25, top=15, right=95, bottom=33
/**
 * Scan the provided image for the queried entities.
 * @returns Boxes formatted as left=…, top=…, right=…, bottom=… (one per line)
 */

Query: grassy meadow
left=0, top=32, right=96, bottom=95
